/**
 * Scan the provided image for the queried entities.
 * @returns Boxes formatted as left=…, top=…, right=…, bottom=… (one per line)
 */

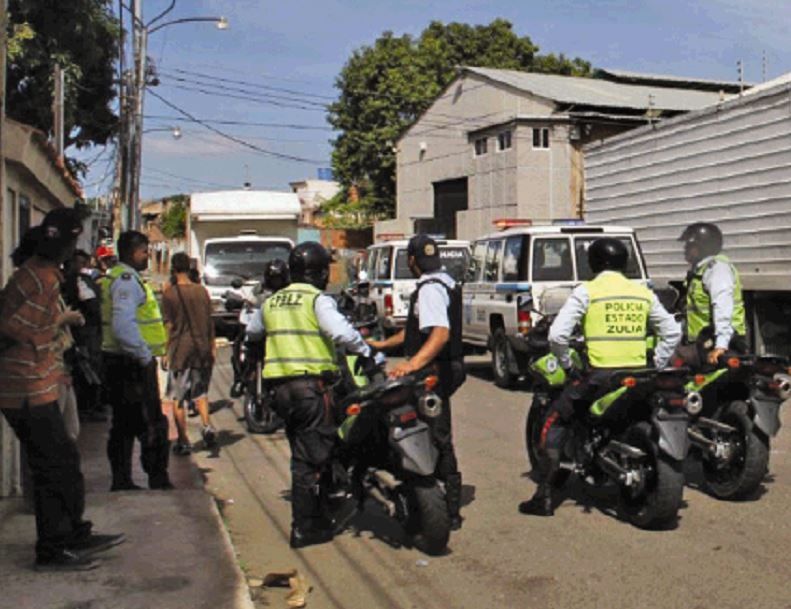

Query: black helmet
left=678, top=222, right=722, bottom=258
left=263, top=258, right=290, bottom=292
left=289, top=241, right=331, bottom=289
left=588, top=238, right=629, bottom=274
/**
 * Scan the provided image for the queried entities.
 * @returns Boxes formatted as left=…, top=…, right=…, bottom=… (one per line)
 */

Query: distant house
left=289, top=178, right=340, bottom=226
left=1, top=117, right=82, bottom=498
left=375, top=67, right=745, bottom=241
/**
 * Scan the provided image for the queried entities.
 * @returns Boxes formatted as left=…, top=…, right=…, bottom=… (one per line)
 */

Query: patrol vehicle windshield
left=394, top=247, right=470, bottom=282
left=574, top=236, right=642, bottom=280
left=204, top=241, right=291, bottom=287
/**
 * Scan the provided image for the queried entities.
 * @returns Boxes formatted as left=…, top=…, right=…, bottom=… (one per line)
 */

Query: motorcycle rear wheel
left=618, top=422, right=684, bottom=530
left=525, top=398, right=571, bottom=487
left=404, top=480, right=450, bottom=556
left=243, top=394, right=282, bottom=434
left=702, top=401, right=769, bottom=500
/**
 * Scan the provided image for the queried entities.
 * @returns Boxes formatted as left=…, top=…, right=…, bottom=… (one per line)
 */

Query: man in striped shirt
left=0, top=209, right=124, bottom=572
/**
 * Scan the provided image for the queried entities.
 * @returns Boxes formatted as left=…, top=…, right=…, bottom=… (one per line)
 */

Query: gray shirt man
left=549, top=271, right=682, bottom=369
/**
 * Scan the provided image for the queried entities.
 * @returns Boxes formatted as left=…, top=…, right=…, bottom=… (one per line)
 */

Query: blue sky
left=79, top=0, right=790, bottom=201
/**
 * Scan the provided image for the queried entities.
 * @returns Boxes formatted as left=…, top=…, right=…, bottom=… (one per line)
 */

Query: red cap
left=96, top=245, right=115, bottom=259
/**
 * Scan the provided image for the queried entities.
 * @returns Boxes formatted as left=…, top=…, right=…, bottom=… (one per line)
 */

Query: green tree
left=160, top=196, right=188, bottom=240
left=328, top=19, right=592, bottom=220
left=5, top=1, right=120, bottom=167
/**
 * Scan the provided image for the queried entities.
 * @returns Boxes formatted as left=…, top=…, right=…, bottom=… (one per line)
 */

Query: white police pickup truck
left=462, top=220, right=649, bottom=387
left=366, top=238, right=470, bottom=334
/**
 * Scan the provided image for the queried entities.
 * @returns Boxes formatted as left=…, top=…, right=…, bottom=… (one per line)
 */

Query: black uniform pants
left=1, top=402, right=92, bottom=558
left=542, top=369, right=615, bottom=456
left=271, top=377, right=336, bottom=530
left=104, top=354, right=170, bottom=486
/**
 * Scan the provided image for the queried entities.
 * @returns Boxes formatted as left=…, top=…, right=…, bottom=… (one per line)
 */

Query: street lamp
left=142, top=125, right=182, bottom=139
left=119, top=0, right=228, bottom=229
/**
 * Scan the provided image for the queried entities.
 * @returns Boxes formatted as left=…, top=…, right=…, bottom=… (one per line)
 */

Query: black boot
left=290, top=485, right=333, bottom=549
left=519, top=449, right=561, bottom=517
left=445, top=473, right=463, bottom=530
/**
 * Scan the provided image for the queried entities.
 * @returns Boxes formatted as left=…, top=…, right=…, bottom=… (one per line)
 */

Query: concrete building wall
left=392, top=75, right=555, bottom=241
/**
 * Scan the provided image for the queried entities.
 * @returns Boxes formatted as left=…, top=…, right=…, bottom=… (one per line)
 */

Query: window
left=574, top=236, right=642, bottom=280
left=532, top=127, right=550, bottom=149
left=469, top=241, right=487, bottom=282
left=18, top=194, right=31, bottom=240
left=497, top=130, right=512, bottom=151
left=532, top=238, right=573, bottom=282
left=474, top=137, right=488, bottom=156
left=6, top=188, right=17, bottom=243
left=375, top=247, right=392, bottom=280
left=502, top=236, right=528, bottom=281
left=484, top=240, right=503, bottom=283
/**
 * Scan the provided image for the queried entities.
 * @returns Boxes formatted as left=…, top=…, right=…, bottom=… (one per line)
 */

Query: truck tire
left=702, top=401, right=769, bottom=499
left=492, top=329, right=517, bottom=388
left=618, top=422, right=684, bottom=530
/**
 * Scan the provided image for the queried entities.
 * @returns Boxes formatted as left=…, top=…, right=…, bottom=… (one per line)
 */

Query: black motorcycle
left=221, top=283, right=283, bottom=434
left=524, top=319, right=691, bottom=529
left=330, top=370, right=451, bottom=555
left=684, top=353, right=790, bottom=499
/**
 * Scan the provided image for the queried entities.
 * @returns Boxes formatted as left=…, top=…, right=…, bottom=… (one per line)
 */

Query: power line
left=159, top=73, right=328, bottom=108
left=146, top=89, right=326, bottom=165
left=144, top=113, right=333, bottom=131
left=143, top=166, right=241, bottom=190
left=159, top=81, right=327, bottom=112
left=170, top=68, right=336, bottom=101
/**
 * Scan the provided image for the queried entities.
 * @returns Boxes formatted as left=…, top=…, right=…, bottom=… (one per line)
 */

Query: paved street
left=194, top=352, right=791, bottom=609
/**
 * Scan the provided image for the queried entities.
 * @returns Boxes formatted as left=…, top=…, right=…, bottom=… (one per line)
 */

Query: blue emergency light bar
left=552, top=219, right=586, bottom=226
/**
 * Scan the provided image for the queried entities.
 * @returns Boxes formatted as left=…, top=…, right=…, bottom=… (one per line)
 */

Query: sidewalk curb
left=206, top=490, right=257, bottom=609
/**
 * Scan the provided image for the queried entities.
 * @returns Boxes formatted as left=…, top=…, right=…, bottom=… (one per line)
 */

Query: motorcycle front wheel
left=618, top=422, right=684, bottom=530
left=243, top=393, right=282, bottom=434
left=702, top=400, right=769, bottom=499
left=403, top=479, right=450, bottom=556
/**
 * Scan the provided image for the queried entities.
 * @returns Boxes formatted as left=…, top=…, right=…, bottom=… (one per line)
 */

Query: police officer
left=678, top=222, right=747, bottom=365
left=102, top=231, right=172, bottom=491
left=261, top=242, right=375, bottom=548
left=519, top=238, right=681, bottom=516
left=368, top=234, right=466, bottom=530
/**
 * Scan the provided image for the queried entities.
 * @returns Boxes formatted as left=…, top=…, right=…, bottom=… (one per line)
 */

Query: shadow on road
left=464, top=360, right=531, bottom=392
left=204, top=430, right=246, bottom=459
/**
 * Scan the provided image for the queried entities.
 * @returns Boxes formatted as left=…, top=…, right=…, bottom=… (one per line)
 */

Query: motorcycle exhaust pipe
left=418, top=392, right=443, bottom=419
left=685, top=391, right=703, bottom=416
left=773, top=373, right=791, bottom=400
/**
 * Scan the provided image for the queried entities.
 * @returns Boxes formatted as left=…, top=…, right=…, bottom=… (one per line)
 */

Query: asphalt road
left=192, top=353, right=791, bottom=609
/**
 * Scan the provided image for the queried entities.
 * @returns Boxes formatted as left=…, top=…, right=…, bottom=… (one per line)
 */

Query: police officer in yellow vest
left=262, top=242, right=377, bottom=548
left=519, top=238, right=681, bottom=516
left=678, top=222, right=747, bottom=366
left=101, top=231, right=172, bottom=491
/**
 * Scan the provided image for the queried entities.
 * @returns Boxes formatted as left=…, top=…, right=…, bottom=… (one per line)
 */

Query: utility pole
left=52, top=65, right=65, bottom=161
left=129, top=0, right=146, bottom=230
left=0, top=0, right=8, bottom=286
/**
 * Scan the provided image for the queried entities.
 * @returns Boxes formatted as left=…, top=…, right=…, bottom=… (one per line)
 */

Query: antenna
left=737, top=60, right=744, bottom=95
left=762, top=50, right=767, bottom=82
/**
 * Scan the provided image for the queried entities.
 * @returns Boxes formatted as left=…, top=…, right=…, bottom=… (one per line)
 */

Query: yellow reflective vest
left=100, top=264, right=167, bottom=357
left=685, top=255, right=746, bottom=341
left=583, top=272, right=652, bottom=368
left=263, top=283, right=337, bottom=379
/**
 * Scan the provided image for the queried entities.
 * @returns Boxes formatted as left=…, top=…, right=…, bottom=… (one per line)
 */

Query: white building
left=289, top=178, right=340, bottom=226
left=376, top=67, right=743, bottom=241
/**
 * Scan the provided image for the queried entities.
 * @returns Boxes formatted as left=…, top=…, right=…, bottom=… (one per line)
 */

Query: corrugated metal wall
left=585, top=83, right=791, bottom=290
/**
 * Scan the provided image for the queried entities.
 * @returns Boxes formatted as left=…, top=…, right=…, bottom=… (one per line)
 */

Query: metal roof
left=463, top=67, right=729, bottom=112
left=595, top=68, right=750, bottom=92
